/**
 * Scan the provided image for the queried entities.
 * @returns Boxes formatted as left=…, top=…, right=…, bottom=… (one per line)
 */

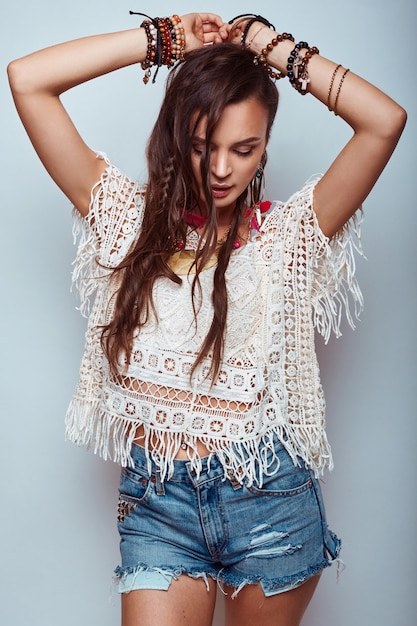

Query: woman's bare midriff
left=133, top=423, right=212, bottom=459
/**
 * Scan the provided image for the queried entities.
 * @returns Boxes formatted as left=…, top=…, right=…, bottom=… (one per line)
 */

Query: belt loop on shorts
left=155, top=469, right=166, bottom=496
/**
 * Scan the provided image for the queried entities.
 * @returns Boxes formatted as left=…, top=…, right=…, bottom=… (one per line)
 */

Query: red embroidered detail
left=184, top=212, right=207, bottom=228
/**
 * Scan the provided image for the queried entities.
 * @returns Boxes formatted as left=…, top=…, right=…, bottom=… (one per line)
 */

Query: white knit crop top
left=66, top=155, right=363, bottom=486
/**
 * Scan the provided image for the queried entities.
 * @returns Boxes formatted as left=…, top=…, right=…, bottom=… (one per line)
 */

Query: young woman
left=8, top=11, right=406, bottom=626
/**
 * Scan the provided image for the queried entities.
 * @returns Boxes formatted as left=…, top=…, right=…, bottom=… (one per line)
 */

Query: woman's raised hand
left=181, top=13, right=229, bottom=51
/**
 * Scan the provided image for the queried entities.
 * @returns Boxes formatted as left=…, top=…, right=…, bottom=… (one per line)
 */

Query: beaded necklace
left=179, top=201, right=270, bottom=250
left=179, top=211, right=244, bottom=250
left=170, top=201, right=272, bottom=274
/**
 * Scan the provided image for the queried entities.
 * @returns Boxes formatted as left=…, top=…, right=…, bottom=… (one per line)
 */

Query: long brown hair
left=102, top=43, right=279, bottom=382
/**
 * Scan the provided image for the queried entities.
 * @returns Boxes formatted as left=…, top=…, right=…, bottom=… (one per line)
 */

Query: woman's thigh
left=121, top=575, right=217, bottom=626
left=224, top=574, right=321, bottom=626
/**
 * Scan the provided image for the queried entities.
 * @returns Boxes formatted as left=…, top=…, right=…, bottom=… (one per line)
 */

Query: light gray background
left=1, top=1, right=415, bottom=625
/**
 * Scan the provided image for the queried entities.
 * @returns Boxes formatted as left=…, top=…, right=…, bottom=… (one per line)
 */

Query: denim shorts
left=114, top=440, right=341, bottom=597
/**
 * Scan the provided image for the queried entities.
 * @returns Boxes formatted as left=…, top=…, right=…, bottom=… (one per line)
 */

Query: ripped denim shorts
left=114, top=440, right=341, bottom=598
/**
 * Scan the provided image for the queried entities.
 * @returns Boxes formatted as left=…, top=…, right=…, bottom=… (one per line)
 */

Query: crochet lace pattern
left=66, top=154, right=364, bottom=486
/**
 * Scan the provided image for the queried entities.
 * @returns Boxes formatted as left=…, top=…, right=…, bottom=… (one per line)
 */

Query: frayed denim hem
left=114, top=563, right=217, bottom=594
left=114, top=556, right=337, bottom=599
left=218, top=558, right=331, bottom=598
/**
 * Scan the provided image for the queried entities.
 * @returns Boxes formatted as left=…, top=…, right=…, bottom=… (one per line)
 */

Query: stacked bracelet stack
left=248, top=21, right=349, bottom=110
left=229, top=14, right=319, bottom=94
left=132, top=11, right=349, bottom=109
left=130, top=11, right=185, bottom=84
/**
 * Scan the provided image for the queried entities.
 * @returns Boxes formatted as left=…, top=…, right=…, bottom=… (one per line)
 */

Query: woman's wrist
left=247, top=26, right=295, bottom=75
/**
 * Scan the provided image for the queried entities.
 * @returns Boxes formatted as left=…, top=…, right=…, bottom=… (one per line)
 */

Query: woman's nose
left=211, top=151, right=231, bottom=179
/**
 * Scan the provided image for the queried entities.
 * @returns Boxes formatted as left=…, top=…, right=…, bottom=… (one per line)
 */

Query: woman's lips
left=212, top=185, right=232, bottom=198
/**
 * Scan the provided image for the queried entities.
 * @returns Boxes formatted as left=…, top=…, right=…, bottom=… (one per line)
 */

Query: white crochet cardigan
left=66, top=157, right=363, bottom=486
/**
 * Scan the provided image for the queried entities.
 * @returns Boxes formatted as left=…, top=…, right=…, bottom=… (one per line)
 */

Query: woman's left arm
left=232, top=24, right=407, bottom=238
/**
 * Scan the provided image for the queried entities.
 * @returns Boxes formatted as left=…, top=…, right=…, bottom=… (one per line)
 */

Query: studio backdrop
left=1, top=1, right=415, bottom=625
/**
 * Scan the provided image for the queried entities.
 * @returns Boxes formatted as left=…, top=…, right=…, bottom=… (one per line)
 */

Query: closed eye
left=193, top=146, right=254, bottom=158
left=234, top=148, right=254, bottom=157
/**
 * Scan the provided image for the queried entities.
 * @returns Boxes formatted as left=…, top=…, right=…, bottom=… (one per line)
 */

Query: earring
left=249, top=154, right=266, bottom=207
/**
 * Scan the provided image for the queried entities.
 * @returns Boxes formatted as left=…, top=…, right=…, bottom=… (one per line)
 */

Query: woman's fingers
left=181, top=13, right=229, bottom=48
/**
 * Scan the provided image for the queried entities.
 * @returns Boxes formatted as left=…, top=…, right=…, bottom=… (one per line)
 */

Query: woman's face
left=191, top=98, right=269, bottom=221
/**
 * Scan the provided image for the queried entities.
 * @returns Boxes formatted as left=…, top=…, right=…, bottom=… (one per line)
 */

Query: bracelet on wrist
left=332, top=67, right=350, bottom=115
left=253, top=32, right=295, bottom=81
left=287, top=42, right=319, bottom=94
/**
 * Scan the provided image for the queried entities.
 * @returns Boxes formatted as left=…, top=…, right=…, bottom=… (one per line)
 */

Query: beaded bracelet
left=297, top=45, right=319, bottom=94
left=253, top=32, right=295, bottom=81
left=287, top=42, right=319, bottom=94
left=286, top=42, right=308, bottom=91
left=171, top=14, right=185, bottom=62
left=140, top=20, right=157, bottom=84
left=159, top=18, right=172, bottom=66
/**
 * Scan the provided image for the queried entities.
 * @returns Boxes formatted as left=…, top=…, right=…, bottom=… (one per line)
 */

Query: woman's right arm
left=8, top=29, right=149, bottom=216
left=7, top=14, right=228, bottom=216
